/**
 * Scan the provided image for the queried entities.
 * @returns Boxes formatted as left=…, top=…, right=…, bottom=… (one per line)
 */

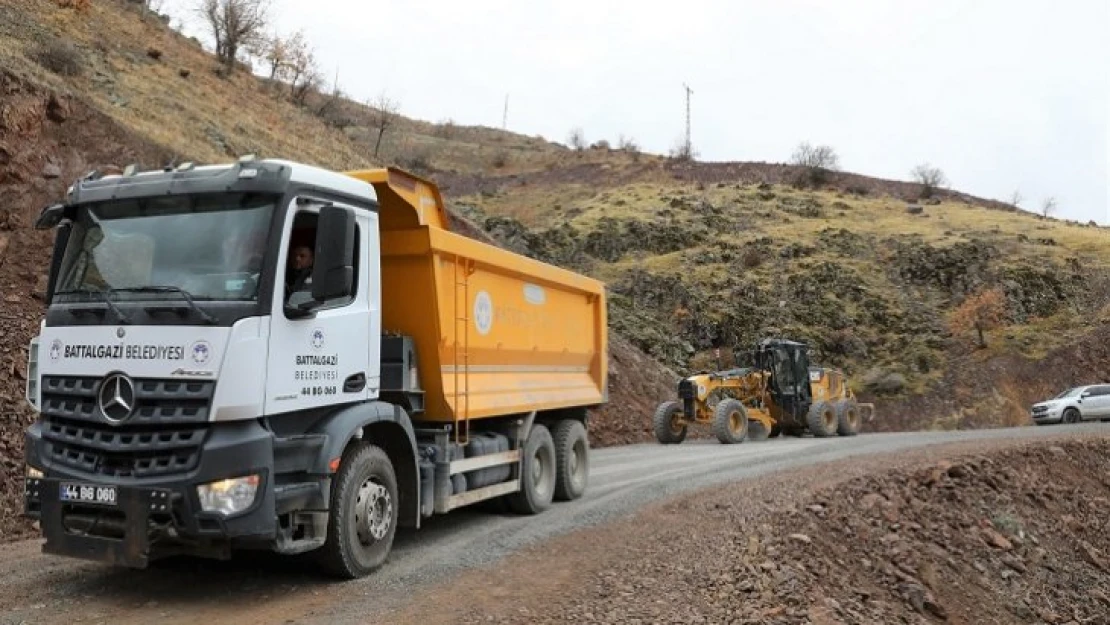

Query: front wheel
left=1063, top=408, right=1081, bottom=424
left=653, top=401, right=688, bottom=444
left=316, top=443, right=399, bottom=579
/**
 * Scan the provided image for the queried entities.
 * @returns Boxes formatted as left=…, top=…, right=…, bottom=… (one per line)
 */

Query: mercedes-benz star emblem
left=98, top=373, right=136, bottom=424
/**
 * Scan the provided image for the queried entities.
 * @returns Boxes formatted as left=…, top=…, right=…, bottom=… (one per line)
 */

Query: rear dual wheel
left=713, top=399, right=749, bottom=444
left=835, top=399, right=861, bottom=436
left=553, top=420, right=589, bottom=501
left=807, top=400, right=838, bottom=437
left=508, top=424, right=557, bottom=514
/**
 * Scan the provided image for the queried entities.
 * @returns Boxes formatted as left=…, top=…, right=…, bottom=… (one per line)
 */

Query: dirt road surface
left=1, top=423, right=1106, bottom=625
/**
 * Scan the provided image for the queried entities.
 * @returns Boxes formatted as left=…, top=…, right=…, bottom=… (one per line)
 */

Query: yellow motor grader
left=653, top=338, right=874, bottom=444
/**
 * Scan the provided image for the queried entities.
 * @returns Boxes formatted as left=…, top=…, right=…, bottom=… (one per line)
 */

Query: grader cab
left=653, top=339, right=875, bottom=444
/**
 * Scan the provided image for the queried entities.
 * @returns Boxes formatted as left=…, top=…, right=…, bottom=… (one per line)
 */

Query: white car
left=1030, top=385, right=1110, bottom=424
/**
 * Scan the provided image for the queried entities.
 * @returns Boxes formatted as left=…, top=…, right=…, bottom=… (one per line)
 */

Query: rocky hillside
left=447, top=165, right=1110, bottom=429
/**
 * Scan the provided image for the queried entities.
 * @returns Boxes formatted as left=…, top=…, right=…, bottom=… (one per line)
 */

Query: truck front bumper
left=24, top=420, right=280, bottom=568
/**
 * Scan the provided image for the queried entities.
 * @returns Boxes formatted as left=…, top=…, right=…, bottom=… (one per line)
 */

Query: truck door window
left=284, top=208, right=360, bottom=315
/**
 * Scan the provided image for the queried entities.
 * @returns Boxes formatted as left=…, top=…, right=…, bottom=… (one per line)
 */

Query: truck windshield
left=55, top=193, right=275, bottom=303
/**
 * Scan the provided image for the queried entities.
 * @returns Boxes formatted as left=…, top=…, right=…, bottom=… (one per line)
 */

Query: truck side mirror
left=35, top=204, right=66, bottom=230
left=310, top=205, right=356, bottom=303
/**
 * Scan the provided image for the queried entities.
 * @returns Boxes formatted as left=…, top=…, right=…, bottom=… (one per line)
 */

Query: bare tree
left=790, top=141, right=840, bottom=186
left=256, top=32, right=288, bottom=80
left=1041, top=196, right=1057, bottom=218
left=567, top=127, right=587, bottom=151
left=197, top=0, right=270, bottom=74
left=910, top=163, right=947, bottom=198
left=370, top=92, right=400, bottom=158
left=1008, top=190, right=1023, bottom=209
left=617, top=134, right=640, bottom=152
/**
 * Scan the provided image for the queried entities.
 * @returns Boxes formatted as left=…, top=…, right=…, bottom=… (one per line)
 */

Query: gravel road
left=2, top=423, right=1105, bottom=625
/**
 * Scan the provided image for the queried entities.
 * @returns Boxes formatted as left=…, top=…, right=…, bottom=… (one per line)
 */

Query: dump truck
left=653, top=338, right=873, bottom=444
left=21, top=157, right=608, bottom=578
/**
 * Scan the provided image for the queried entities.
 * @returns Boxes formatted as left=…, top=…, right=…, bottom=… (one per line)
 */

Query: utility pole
left=682, top=83, right=693, bottom=158
left=502, top=93, right=509, bottom=130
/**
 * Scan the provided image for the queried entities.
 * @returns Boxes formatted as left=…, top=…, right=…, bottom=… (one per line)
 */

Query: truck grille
left=1031, top=405, right=1048, bottom=414
left=39, top=375, right=214, bottom=478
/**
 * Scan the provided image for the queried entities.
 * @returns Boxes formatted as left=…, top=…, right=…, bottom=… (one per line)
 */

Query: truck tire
left=552, top=420, right=589, bottom=501
left=316, top=443, right=399, bottom=579
left=713, top=399, right=749, bottom=444
left=653, top=401, right=687, bottom=444
left=508, top=424, right=556, bottom=514
left=835, top=399, right=861, bottom=436
left=806, top=400, right=837, bottom=437
left=770, top=424, right=782, bottom=438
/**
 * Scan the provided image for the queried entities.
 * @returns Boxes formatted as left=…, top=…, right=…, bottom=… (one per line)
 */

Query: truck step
left=275, top=481, right=323, bottom=514
left=273, top=434, right=326, bottom=474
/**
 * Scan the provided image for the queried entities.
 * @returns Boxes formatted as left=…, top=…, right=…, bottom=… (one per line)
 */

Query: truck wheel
left=653, top=401, right=687, bottom=444
left=508, top=424, right=556, bottom=514
left=713, top=399, right=749, bottom=444
left=316, top=443, right=399, bottom=579
left=806, top=400, right=837, bottom=438
left=1063, top=408, right=1080, bottom=424
left=835, top=399, right=861, bottom=436
left=553, top=420, right=589, bottom=501
left=770, top=424, right=782, bottom=438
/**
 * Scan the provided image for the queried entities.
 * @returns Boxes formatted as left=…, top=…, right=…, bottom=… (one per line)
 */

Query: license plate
left=60, top=482, right=118, bottom=507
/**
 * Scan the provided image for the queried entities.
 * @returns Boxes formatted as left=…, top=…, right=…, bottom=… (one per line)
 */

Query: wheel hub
left=532, top=449, right=546, bottom=488
left=571, top=439, right=587, bottom=483
left=355, top=479, right=393, bottom=545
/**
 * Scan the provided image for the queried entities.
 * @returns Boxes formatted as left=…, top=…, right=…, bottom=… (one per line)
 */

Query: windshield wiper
left=113, top=286, right=218, bottom=325
left=55, top=288, right=134, bottom=325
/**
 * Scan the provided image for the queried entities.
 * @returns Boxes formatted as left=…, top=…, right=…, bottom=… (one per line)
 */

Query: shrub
left=790, top=142, right=839, bottom=188
left=33, top=39, right=83, bottom=76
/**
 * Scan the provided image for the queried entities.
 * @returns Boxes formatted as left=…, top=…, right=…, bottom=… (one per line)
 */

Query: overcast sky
left=165, top=1, right=1109, bottom=224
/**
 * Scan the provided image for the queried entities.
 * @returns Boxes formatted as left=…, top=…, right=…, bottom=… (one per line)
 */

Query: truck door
left=1086, top=385, right=1110, bottom=418
left=264, top=198, right=380, bottom=415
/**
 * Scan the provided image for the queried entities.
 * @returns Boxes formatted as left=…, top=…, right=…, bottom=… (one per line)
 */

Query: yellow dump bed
left=345, top=168, right=608, bottom=424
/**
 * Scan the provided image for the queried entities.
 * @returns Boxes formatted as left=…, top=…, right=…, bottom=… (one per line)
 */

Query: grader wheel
left=806, top=400, right=838, bottom=437
left=835, top=399, right=861, bottom=436
left=653, top=401, right=687, bottom=444
left=712, top=399, right=749, bottom=444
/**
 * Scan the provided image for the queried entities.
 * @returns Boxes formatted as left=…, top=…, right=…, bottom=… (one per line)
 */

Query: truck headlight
left=196, top=474, right=260, bottom=515
left=26, top=466, right=43, bottom=479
